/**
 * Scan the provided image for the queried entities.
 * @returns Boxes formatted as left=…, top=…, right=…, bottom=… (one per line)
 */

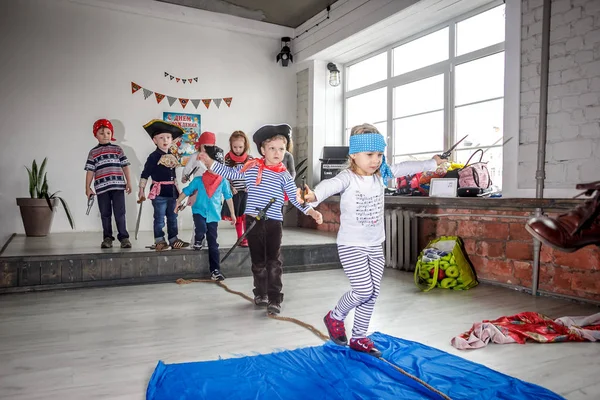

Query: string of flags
left=164, top=72, right=199, bottom=84
left=131, top=82, right=232, bottom=109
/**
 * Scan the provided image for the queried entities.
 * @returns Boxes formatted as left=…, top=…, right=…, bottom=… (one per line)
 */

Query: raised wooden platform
left=0, top=228, right=341, bottom=293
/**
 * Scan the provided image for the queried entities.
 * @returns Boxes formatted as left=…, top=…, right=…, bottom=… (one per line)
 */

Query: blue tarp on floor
left=147, top=332, right=563, bottom=400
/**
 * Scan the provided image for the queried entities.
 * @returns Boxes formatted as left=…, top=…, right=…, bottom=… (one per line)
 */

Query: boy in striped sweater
left=199, top=124, right=322, bottom=314
left=85, top=119, right=132, bottom=249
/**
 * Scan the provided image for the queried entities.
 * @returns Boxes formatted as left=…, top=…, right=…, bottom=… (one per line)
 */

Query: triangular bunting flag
left=164, top=72, right=169, bottom=77
left=167, top=96, right=177, bottom=106
left=143, top=88, right=153, bottom=100
left=202, top=99, right=211, bottom=109
left=170, top=75, right=174, bottom=80
left=213, top=98, right=222, bottom=108
left=224, top=97, right=232, bottom=107
left=189, top=78, right=193, bottom=83
left=191, top=99, right=201, bottom=109
left=194, top=78, right=198, bottom=82
left=182, top=79, right=187, bottom=84
left=155, top=92, right=165, bottom=104
left=176, top=78, right=180, bottom=83
left=131, top=82, right=141, bottom=94
left=179, top=98, right=189, bottom=108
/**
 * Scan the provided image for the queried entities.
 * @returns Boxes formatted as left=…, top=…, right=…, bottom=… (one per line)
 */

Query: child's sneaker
left=254, top=295, right=268, bottom=306
left=101, top=237, right=113, bottom=249
left=349, top=337, right=382, bottom=357
left=267, top=301, right=281, bottom=314
left=210, top=269, right=225, bottom=281
left=323, top=311, right=348, bottom=346
left=193, top=241, right=203, bottom=251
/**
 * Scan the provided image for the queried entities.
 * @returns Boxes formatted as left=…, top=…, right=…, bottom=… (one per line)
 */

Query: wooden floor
left=0, top=269, right=598, bottom=400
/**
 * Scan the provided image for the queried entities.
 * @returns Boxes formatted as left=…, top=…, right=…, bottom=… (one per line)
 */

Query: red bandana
left=240, top=158, right=286, bottom=185
left=226, top=151, right=248, bottom=164
left=202, top=170, right=223, bottom=198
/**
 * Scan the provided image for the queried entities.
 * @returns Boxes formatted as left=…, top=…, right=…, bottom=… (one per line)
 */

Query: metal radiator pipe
left=532, top=0, right=552, bottom=296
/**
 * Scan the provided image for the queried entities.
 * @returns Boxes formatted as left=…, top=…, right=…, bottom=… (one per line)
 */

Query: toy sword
left=184, top=166, right=198, bottom=182
left=134, top=196, right=145, bottom=240
left=85, top=194, right=95, bottom=215
left=220, top=198, right=276, bottom=264
left=439, top=135, right=468, bottom=159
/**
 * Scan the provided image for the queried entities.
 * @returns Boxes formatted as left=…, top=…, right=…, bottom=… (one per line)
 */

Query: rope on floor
left=175, top=278, right=452, bottom=400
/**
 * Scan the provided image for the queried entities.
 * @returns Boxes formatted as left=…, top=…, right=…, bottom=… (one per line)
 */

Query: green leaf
left=44, top=193, right=54, bottom=209
left=26, top=167, right=35, bottom=198
left=37, top=158, right=47, bottom=196
left=40, top=174, right=48, bottom=197
left=295, top=158, right=307, bottom=171
left=56, top=196, right=75, bottom=229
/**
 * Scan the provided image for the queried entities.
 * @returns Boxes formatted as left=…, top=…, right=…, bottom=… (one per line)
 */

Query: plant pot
left=16, top=198, right=58, bottom=237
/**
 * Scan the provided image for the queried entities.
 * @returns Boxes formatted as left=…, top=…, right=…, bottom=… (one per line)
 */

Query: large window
left=344, top=3, right=506, bottom=188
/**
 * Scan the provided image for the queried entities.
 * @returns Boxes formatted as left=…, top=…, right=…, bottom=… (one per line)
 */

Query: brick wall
left=299, top=202, right=600, bottom=302
left=418, top=208, right=600, bottom=302
left=519, top=0, right=600, bottom=188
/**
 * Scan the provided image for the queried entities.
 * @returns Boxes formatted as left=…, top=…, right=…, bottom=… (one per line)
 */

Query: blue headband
left=348, top=133, right=394, bottom=182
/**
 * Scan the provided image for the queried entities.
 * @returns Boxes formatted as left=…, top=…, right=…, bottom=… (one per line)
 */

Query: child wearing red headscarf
left=221, top=130, right=253, bottom=247
left=84, top=119, right=132, bottom=249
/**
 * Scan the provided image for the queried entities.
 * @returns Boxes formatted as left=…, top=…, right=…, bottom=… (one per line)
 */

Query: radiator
left=384, top=209, right=418, bottom=271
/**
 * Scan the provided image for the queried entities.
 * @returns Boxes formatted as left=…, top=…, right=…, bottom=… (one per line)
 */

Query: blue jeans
left=152, top=196, right=178, bottom=243
left=193, top=214, right=219, bottom=273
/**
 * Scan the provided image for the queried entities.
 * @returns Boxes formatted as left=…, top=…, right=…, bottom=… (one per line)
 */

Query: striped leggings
left=331, top=244, right=385, bottom=338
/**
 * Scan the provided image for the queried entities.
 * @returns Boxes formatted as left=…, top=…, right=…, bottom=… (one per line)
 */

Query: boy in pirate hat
left=139, top=119, right=189, bottom=251
left=85, top=118, right=132, bottom=249
left=199, top=123, right=322, bottom=314
left=175, top=131, right=235, bottom=281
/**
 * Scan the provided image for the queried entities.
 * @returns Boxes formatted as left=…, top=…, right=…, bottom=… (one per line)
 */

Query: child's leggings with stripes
left=331, top=244, right=385, bottom=338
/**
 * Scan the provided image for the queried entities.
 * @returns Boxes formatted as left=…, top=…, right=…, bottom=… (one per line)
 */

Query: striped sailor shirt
left=84, top=143, right=130, bottom=195
left=212, top=162, right=310, bottom=221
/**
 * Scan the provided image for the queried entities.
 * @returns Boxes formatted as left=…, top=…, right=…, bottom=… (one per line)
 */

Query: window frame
left=343, top=0, right=505, bottom=171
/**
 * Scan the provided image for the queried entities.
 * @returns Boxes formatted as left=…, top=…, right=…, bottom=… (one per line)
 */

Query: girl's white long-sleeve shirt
left=309, top=160, right=437, bottom=246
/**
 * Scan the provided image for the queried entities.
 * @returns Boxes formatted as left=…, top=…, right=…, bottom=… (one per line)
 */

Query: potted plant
left=16, top=158, right=74, bottom=236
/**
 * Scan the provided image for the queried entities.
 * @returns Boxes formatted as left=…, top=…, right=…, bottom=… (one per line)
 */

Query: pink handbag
left=458, top=149, right=491, bottom=189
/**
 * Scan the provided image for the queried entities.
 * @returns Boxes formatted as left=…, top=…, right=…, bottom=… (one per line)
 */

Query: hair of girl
left=226, top=130, right=250, bottom=167
left=347, top=123, right=382, bottom=176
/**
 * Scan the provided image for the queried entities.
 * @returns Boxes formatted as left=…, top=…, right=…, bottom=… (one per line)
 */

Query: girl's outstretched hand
left=296, top=184, right=316, bottom=204
left=308, top=208, right=323, bottom=225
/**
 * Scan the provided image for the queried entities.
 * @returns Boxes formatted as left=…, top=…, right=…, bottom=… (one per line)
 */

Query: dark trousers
left=246, top=215, right=283, bottom=303
left=152, top=196, right=178, bottom=243
left=193, top=214, right=219, bottom=273
left=97, top=190, right=128, bottom=241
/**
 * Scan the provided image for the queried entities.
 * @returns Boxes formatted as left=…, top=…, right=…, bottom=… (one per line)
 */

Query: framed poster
left=163, top=112, right=201, bottom=166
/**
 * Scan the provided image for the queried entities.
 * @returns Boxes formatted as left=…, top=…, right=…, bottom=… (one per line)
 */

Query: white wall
left=0, top=0, right=297, bottom=246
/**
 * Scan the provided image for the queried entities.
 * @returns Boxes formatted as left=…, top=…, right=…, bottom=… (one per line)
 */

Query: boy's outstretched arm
left=199, top=152, right=244, bottom=181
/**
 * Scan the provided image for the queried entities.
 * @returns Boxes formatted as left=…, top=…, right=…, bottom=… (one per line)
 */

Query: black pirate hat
left=143, top=119, right=184, bottom=140
left=253, top=124, right=291, bottom=154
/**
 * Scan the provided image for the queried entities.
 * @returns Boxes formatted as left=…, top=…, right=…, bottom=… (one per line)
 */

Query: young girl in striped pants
left=299, top=123, right=443, bottom=356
